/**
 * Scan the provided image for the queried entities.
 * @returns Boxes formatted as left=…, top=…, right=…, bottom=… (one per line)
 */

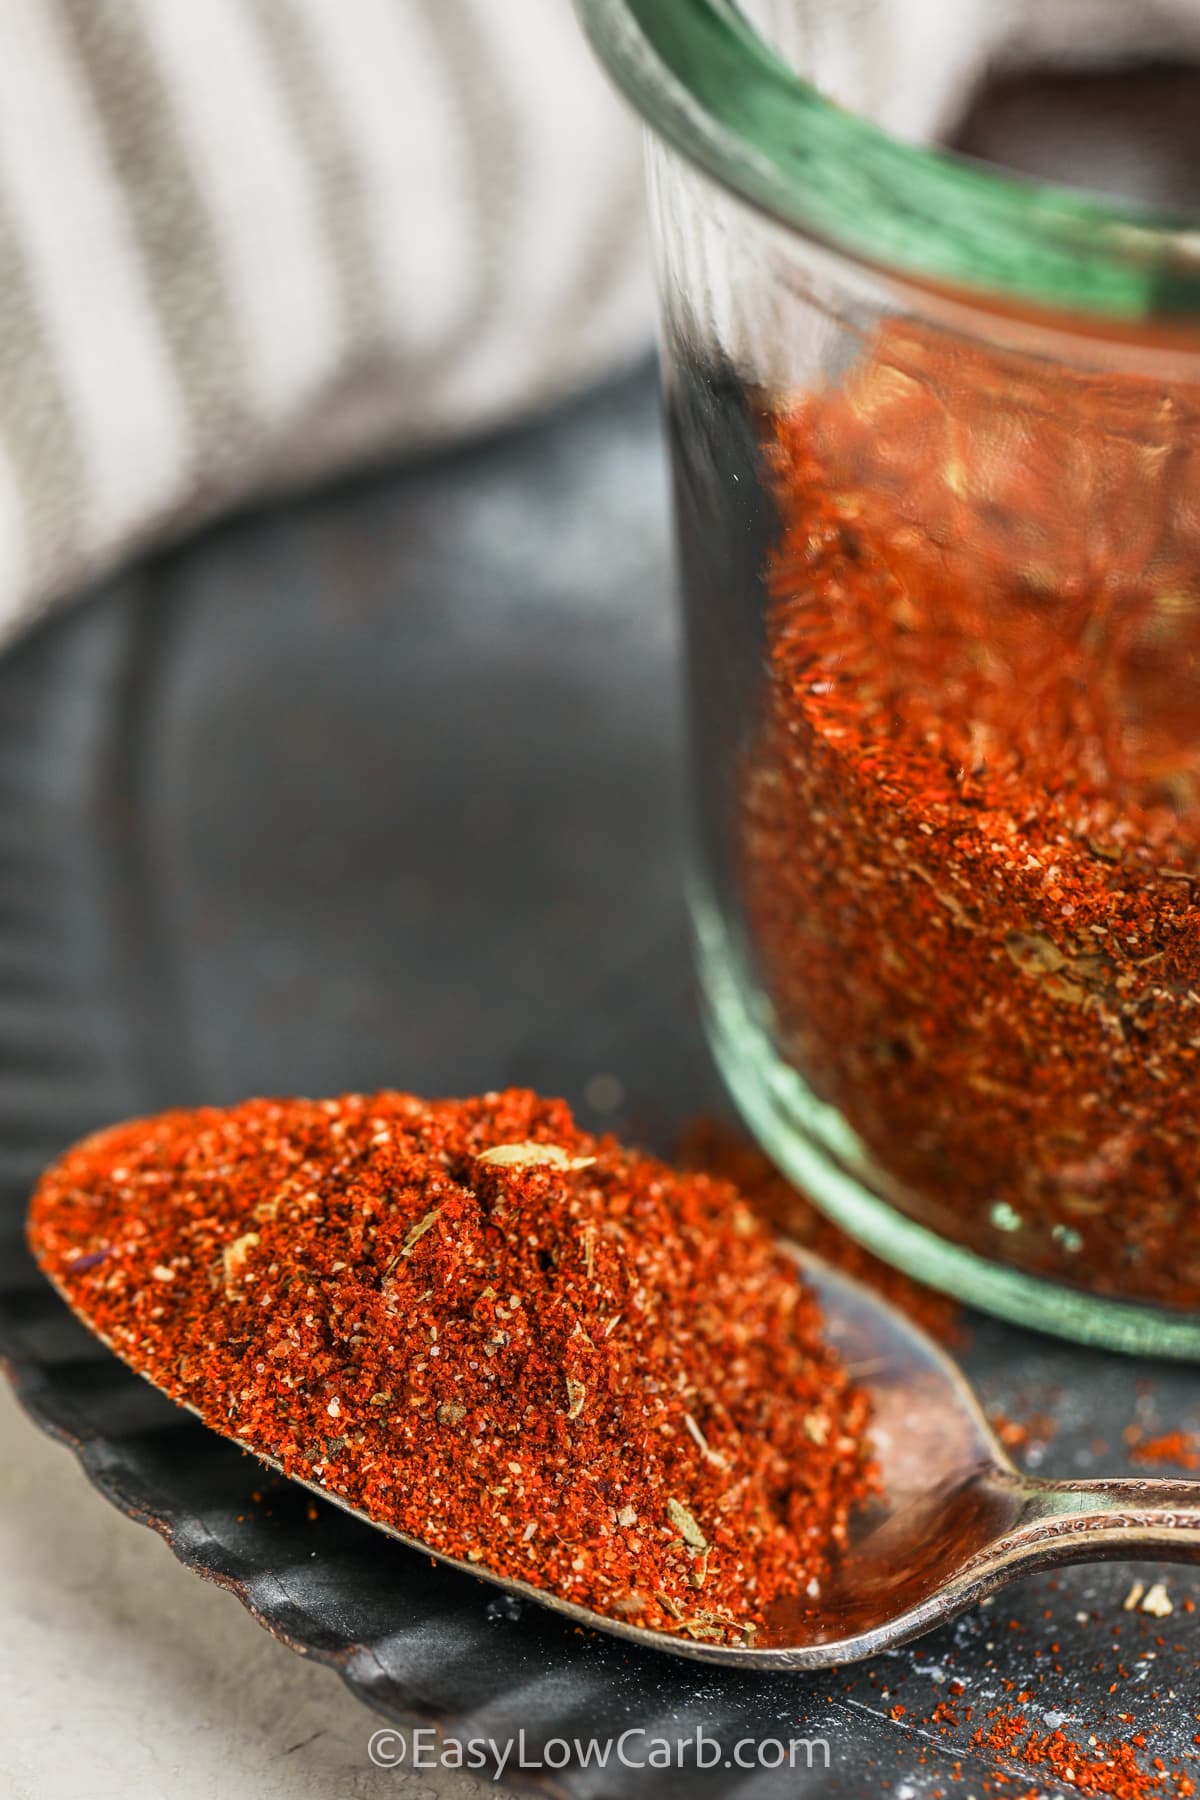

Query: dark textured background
left=2, top=368, right=1199, bottom=1797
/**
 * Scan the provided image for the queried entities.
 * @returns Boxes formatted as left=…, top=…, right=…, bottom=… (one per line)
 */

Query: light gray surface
left=0, top=1385, right=491, bottom=1800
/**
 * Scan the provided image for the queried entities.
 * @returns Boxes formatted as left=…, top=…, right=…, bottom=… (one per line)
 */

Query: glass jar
left=578, top=0, right=1200, bottom=1352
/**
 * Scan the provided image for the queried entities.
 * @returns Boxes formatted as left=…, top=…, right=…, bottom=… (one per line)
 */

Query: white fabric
left=0, top=0, right=652, bottom=639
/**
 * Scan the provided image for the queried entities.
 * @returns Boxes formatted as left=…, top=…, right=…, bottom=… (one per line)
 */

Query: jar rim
left=576, top=0, right=1200, bottom=322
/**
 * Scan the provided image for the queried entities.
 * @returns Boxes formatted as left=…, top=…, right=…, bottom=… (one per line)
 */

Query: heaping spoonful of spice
left=26, top=1088, right=1200, bottom=1669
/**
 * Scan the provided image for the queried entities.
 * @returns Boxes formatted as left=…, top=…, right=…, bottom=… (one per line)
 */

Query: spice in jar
left=27, top=1087, right=874, bottom=1644
left=741, top=321, right=1200, bottom=1307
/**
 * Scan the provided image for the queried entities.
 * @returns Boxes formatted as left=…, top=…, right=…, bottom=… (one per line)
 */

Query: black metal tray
left=2, top=369, right=1199, bottom=1797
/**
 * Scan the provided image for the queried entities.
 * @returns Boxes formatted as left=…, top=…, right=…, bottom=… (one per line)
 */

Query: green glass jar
left=579, top=0, right=1200, bottom=1353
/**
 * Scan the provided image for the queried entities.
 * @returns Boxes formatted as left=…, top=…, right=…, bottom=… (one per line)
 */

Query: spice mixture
left=741, top=322, right=1200, bottom=1306
left=27, top=1088, right=873, bottom=1644
left=679, top=1117, right=964, bottom=1345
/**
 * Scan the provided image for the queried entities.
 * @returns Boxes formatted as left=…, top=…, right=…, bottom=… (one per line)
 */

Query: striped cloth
left=0, top=0, right=651, bottom=639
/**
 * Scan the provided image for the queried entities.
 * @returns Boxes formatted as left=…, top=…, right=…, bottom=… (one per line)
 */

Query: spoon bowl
left=41, top=1243, right=1200, bottom=1669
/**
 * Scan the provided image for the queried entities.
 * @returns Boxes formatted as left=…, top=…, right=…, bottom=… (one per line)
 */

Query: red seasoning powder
left=27, top=1088, right=874, bottom=1644
left=679, top=1118, right=964, bottom=1347
left=741, top=324, right=1200, bottom=1305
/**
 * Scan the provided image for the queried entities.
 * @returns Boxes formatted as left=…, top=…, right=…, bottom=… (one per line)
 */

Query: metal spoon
left=43, top=1246, right=1200, bottom=1670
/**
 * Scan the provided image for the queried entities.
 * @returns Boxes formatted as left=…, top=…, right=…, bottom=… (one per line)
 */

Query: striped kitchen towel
left=0, top=0, right=651, bottom=640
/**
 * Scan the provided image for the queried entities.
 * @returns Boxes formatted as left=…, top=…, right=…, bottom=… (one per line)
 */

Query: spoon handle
left=1006, top=1472, right=1200, bottom=1565
left=856, top=1471, right=1200, bottom=1666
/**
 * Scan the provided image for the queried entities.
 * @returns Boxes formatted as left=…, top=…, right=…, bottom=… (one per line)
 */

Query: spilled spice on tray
left=852, top=1576, right=1200, bottom=1796
left=743, top=322, right=1200, bottom=1306
left=27, top=1088, right=874, bottom=1644
left=972, top=1709, right=1195, bottom=1797
left=875, top=1682, right=1197, bottom=1797
left=1125, top=1428, right=1200, bottom=1472
left=679, top=1118, right=964, bottom=1345
left=988, top=1409, right=1058, bottom=1462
